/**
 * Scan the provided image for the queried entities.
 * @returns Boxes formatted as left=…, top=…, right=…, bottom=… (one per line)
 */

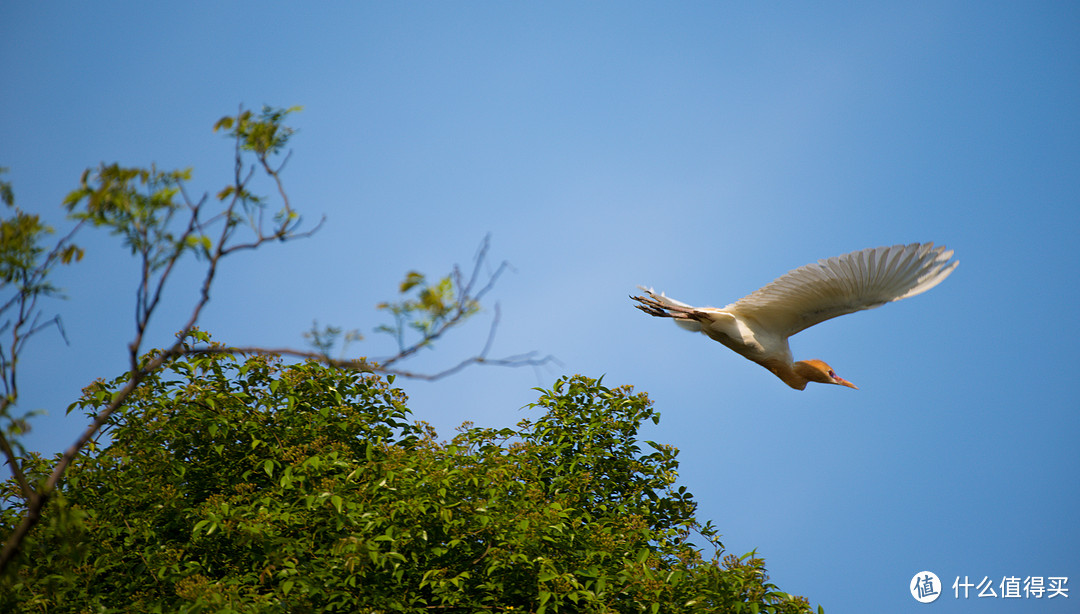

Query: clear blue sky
left=3, top=2, right=1078, bottom=611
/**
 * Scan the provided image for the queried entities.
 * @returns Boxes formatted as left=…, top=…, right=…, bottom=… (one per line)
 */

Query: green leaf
left=399, top=271, right=424, bottom=292
left=213, top=116, right=234, bottom=132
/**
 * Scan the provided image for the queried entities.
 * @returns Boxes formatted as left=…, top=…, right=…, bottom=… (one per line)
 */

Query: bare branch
left=379, top=235, right=509, bottom=369
left=0, top=411, right=34, bottom=503
left=183, top=302, right=557, bottom=382
left=220, top=215, right=325, bottom=256
left=378, top=303, right=558, bottom=381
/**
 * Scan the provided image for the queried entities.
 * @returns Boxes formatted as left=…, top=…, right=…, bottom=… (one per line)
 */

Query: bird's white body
left=632, top=243, right=958, bottom=390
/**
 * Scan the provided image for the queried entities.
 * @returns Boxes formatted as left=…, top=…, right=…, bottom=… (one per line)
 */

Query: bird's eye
left=828, top=370, right=837, bottom=377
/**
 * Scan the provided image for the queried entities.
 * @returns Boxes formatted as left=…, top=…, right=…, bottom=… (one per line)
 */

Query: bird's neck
left=759, top=358, right=810, bottom=390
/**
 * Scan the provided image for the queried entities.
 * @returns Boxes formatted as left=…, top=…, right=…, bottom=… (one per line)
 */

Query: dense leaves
left=1, top=345, right=814, bottom=613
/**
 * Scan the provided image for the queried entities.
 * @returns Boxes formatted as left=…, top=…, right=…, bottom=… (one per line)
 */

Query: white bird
left=631, top=243, right=957, bottom=390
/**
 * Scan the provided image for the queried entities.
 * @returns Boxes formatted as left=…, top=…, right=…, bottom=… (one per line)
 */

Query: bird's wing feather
left=635, top=287, right=705, bottom=332
left=727, top=243, right=958, bottom=337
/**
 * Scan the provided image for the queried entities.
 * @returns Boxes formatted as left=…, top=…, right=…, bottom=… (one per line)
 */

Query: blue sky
left=3, top=2, right=1078, bottom=611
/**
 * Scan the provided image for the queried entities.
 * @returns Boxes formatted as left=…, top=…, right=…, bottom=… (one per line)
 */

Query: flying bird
left=631, top=243, right=957, bottom=390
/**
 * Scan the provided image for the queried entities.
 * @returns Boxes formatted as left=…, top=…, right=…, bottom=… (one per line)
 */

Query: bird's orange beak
left=836, top=377, right=858, bottom=390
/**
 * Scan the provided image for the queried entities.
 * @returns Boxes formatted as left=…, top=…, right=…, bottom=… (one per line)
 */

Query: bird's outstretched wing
left=728, top=243, right=957, bottom=337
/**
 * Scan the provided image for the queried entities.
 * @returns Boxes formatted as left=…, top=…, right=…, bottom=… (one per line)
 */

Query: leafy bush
left=1, top=338, right=814, bottom=613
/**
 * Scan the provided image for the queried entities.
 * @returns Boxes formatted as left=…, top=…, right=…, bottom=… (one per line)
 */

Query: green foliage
left=49, top=105, right=307, bottom=349
left=376, top=270, right=479, bottom=352
left=214, top=105, right=303, bottom=161
left=0, top=169, right=13, bottom=208
left=0, top=168, right=83, bottom=292
left=64, top=164, right=200, bottom=265
left=0, top=344, right=814, bottom=613
left=0, top=167, right=84, bottom=435
left=303, top=321, right=363, bottom=358
left=60, top=105, right=305, bottom=274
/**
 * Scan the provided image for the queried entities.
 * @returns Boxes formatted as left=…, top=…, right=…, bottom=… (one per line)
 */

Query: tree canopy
left=1, top=333, right=815, bottom=613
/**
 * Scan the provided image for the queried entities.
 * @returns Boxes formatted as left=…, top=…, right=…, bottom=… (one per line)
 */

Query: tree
left=1, top=342, right=816, bottom=613
left=0, top=106, right=550, bottom=572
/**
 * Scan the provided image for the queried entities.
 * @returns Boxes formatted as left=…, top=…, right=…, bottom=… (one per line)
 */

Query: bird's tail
left=630, top=287, right=703, bottom=332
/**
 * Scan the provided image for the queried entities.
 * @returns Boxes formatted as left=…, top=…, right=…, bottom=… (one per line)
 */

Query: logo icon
left=911, top=571, right=941, bottom=603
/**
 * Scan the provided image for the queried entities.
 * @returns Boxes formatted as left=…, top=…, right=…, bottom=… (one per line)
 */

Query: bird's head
left=794, top=359, right=858, bottom=390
